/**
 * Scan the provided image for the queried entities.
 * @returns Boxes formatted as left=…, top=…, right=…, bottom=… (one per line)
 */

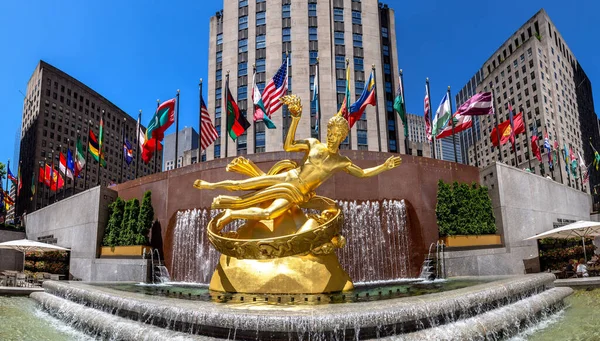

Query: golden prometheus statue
left=194, top=95, right=401, bottom=294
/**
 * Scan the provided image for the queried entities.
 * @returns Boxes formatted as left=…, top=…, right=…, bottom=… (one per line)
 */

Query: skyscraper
left=205, top=0, right=402, bottom=160
left=456, top=9, right=597, bottom=193
left=18, top=61, right=160, bottom=215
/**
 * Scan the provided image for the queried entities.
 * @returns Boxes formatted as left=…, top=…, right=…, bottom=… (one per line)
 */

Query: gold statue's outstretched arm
left=344, top=156, right=402, bottom=178
left=281, top=95, right=309, bottom=153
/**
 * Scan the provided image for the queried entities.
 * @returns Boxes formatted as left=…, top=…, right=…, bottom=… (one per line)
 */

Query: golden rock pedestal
left=209, top=253, right=353, bottom=294
left=207, top=202, right=353, bottom=294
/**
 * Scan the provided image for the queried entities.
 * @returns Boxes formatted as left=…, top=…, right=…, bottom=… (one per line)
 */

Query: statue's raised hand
left=384, top=156, right=402, bottom=170
left=280, top=95, right=302, bottom=118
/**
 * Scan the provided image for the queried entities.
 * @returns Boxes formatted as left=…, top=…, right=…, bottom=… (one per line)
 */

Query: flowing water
left=510, top=288, right=600, bottom=341
left=0, top=296, right=94, bottom=341
left=170, top=200, right=411, bottom=283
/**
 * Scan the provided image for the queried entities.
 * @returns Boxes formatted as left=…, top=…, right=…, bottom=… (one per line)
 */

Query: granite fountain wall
left=112, top=151, right=480, bottom=279
left=444, top=161, right=592, bottom=276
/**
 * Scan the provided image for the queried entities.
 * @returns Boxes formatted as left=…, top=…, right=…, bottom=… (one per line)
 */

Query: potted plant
left=100, top=191, right=154, bottom=257
left=437, top=181, right=501, bottom=247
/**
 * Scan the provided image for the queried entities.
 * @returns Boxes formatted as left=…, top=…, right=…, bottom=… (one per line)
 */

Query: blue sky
left=0, top=0, right=598, bottom=166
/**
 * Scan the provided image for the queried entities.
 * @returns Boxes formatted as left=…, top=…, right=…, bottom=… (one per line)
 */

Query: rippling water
left=511, top=288, right=600, bottom=341
left=0, top=296, right=94, bottom=341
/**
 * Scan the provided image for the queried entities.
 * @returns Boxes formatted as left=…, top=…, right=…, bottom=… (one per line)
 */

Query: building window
left=282, top=4, right=291, bottom=18
left=353, top=34, right=363, bottom=47
left=354, top=57, right=363, bottom=71
left=238, top=16, right=248, bottom=30
left=383, top=45, right=389, bottom=56
left=352, top=11, right=361, bottom=25
left=256, top=11, right=266, bottom=26
left=336, top=80, right=346, bottom=93
left=252, top=59, right=264, bottom=73
left=282, top=28, right=291, bottom=42
left=310, top=51, right=318, bottom=65
left=334, top=8, right=344, bottom=22
left=216, top=51, right=222, bottom=63
left=238, top=86, right=248, bottom=100
left=336, top=55, right=345, bottom=70
left=238, top=62, right=248, bottom=76
left=256, top=131, right=265, bottom=148
left=214, top=145, right=221, bottom=159
left=239, top=0, right=248, bottom=7
left=384, top=63, right=391, bottom=74
left=308, top=3, right=317, bottom=16
left=334, top=31, right=344, bottom=45
left=238, top=39, right=248, bottom=53
left=216, top=69, right=222, bottom=81
left=217, top=33, right=223, bottom=45
left=355, top=81, right=364, bottom=94
left=215, top=106, right=222, bottom=119
left=216, top=88, right=222, bottom=100
left=256, top=34, right=266, bottom=49
left=309, top=27, right=318, bottom=41
left=357, top=130, right=367, bottom=145
left=381, top=27, right=388, bottom=38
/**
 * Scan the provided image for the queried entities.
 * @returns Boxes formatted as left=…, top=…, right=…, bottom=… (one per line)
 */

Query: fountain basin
left=32, top=274, right=567, bottom=340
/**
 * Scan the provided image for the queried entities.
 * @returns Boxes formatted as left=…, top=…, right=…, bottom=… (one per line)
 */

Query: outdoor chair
left=16, top=273, right=27, bottom=287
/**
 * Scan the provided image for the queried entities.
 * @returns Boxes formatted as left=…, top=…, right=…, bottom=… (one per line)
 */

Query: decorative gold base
left=209, top=253, right=354, bottom=294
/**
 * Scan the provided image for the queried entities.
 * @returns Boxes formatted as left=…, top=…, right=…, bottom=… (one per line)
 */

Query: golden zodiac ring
left=207, top=201, right=343, bottom=260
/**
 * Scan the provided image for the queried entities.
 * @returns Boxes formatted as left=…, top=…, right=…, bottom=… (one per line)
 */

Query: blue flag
left=67, top=149, right=75, bottom=175
left=124, top=139, right=133, bottom=165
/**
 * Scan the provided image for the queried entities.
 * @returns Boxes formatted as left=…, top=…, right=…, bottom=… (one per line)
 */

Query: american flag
left=262, top=58, right=288, bottom=116
left=200, top=96, right=219, bottom=150
left=424, top=84, right=432, bottom=141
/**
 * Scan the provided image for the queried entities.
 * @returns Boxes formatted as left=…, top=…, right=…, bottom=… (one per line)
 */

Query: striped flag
left=262, top=58, right=288, bottom=116
left=424, top=84, right=432, bottom=141
left=436, top=112, right=472, bottom=139
left=200, top=95, right=219, bottom=150
left=252, top=69, right=276, bottom=129
left=455, top=92, right=493, bottom=116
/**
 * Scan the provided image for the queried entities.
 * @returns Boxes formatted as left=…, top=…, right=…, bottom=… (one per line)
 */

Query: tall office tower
left=18, top=61, right=160, bottom=215
left=163, top=127, right=199, bottom=170
left=206, top=0, right=402, bottom=160
left=456, top=9, right=598, bottom=193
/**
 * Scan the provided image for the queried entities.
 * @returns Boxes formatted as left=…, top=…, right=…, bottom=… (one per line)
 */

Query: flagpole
left=135, top=110, right=141, bottom=179
left=5, top=159, right=9, bottom=222
left=555, top=130, right=564, bottom=184
left=120, top=117, right=125, bottom=183
left=84, top=121, right=90, bottom=190
left=547, top=129, right=554, bottom=179
left=345, top=58, right=352, bottom=149
left=175, top=89, right=180, bottom=169
left=426, top=78, right=436, bottom=159
left=198, top=79, right=203, bottom=162
left=399, top=69, right=407, bottom=155
left=97, top=111, right=103, bottom=187
left=447, top=86, right=458, bottom=163
left=471, top=121, right=479, bottom=167
left=491, top=89, right=503, bottom=163
left=16, top=161, right=21, bottom=215
left=73, top=133, right=78, bottom=196
left=372, top=64, right=382, bottom=152
left=154, top=100, right=159, bottom=173
left=224, top=71, right=229, bottom=158
left=316, top=58, right=322, bottom=141
left=42, top=159, right=47, bottom=208
left=520, top=106, right=533, bottom=171
left=579, top=162, right=584, bottom=191
left=61, top=144, right=67, bottom=200
left=50, top=151, right=56, bottom=204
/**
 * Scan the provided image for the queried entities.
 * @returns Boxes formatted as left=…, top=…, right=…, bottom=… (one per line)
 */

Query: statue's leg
left=217, top=198, right=292, bottom=228
left=194, top=173, right=287, bottom=191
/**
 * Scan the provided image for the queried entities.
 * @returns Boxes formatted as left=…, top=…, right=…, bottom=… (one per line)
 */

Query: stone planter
left=100, top=245, right=152, bottom=258
left=439, top=235, right=502, bottom=248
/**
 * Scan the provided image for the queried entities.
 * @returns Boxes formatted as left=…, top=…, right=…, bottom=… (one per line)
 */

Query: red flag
left=44, top=165, right=64, bottom=191
left=491, top=113, right=525, bottom=147
left=38, top=166, right=45, bottom=183
left=531, top=135, right=542, bottom=162
left=436, top=112, right=473, bottom=139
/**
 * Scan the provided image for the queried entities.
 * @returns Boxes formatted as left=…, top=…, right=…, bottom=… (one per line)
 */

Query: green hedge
left=102, top=191, right=154, bottom=247
left=436, top=180, right=496, bottom=236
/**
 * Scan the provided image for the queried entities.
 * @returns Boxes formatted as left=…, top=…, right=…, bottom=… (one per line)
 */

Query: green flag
left=393, top=75, right=407, bottom=137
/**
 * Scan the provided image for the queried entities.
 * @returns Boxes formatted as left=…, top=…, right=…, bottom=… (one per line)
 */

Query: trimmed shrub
left=436, top=180, right=496, bottom=236
left=102, top=191, right=154, bottom=246
left=136, top=191, right=154, bottom=245
left=103, top=197, right=124, bottom=247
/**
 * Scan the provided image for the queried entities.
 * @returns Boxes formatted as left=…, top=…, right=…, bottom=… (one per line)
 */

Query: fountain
left=30, top=94, right=572, bottom=340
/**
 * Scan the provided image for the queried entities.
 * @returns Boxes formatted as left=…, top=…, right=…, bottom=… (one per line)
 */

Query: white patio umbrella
left=0, top=239, right=70, bottom=271
left=524, top=221, right=600, bottom=262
